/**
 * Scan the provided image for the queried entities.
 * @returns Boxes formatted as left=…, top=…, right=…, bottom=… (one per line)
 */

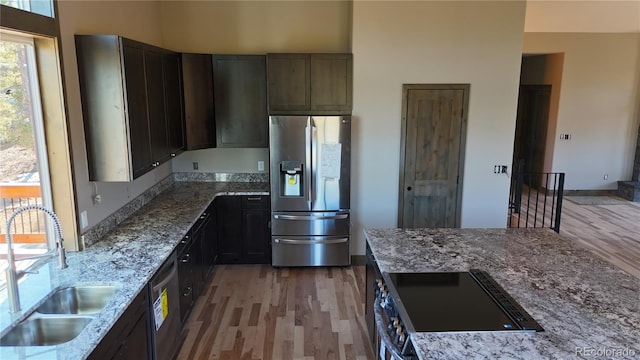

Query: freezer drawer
left=272, top=235, right=350, bottom=266
left=271, top=211, right=350, bottom=236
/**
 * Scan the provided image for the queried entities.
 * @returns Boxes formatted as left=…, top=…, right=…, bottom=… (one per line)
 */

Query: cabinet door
left=242, top=208, right=270, bottom=264
left=200, top=205, right=217, bottom=276
left=87, top=288, right=151, bottom=360
left=145, top=49, right=169, bottom=164
left=310, top=54, right=352, bottom=113
left=267, top=54, right=310, bottom=113
left=365, top=243, right=381, bottom=346
left=182, top=53, right=215, bottom=150
left=122, top=43, right=153, bottom=179
left=119, top=311, right=151, bottom=360
left=163, top=52, right=185, bottom=156
left=242, top=196, right=271, bottom=264
left=215, top=196, right=243, bottom=263
left=213, top=55, right=268, bottom=148
left=178, top=238, right=195, bottom=324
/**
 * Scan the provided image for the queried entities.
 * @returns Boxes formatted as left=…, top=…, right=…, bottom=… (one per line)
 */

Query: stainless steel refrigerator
left=269, top=115, right=351, bottom=266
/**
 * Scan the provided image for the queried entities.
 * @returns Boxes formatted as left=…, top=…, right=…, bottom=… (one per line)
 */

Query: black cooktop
left=383, top=270, right=544, bottom=333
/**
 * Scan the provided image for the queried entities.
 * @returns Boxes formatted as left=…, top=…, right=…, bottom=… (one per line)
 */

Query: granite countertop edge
left=0, top=181, right=269, bottom=360
left=364, top=227, right=640, bottom=360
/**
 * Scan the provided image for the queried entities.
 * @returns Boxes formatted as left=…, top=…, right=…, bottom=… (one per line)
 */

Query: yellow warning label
left=161, top=288, right=168, bottom=319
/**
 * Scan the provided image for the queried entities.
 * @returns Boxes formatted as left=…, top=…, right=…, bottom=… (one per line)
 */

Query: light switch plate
left=81, top=211, right=88, bottom=230
left=258, top=161, right=265, bottom=171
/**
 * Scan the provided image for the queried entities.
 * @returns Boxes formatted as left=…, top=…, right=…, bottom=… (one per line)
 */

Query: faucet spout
left=4, top=205, right=68, bottom=313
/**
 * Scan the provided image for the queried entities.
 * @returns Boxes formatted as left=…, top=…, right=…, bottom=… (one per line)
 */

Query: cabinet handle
left=183, top=286, right=192, bottom=297
left=180, top=254, right=190, bottom=263
left=247, top=197, right=262, bottom=201
left=170, top=153, right=176, bottom=157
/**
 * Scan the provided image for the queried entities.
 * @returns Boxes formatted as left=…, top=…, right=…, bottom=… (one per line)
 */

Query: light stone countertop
left=0, top=181, right=269, bottom=360
left=364, top=228, right=640, bottom=360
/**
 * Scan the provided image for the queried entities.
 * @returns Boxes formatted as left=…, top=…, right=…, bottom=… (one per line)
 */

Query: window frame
left=1, top=33, right=56, bottom=248
left=1, top=0, right=80, bottom=251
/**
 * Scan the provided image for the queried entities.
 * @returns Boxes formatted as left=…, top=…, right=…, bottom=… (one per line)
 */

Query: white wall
left=159, top=0, right=352, bottom=175
left=350, top=1, right=526, bottom=255
left=57, top=1, right=172, bottom=231
left=523, top=33, right=640, bottom=190
left=172, top=148, right=269, bottom=174
left=525, top=1, right=640, bottom=33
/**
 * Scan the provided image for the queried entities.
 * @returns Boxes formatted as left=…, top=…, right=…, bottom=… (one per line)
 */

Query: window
left=1, top=0, right=78, bottom=258
left=0, top=34, right=54, bottom=251
left=0, top=0, right=54, bottom=17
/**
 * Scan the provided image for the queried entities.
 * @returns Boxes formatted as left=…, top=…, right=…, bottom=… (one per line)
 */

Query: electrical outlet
left=193, top=162, right=199, bottom=170
left=258, top=161, right=265, bottom=171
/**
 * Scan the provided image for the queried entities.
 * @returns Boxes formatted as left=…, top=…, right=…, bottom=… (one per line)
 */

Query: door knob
left=407, top=186, right=412, bottom=191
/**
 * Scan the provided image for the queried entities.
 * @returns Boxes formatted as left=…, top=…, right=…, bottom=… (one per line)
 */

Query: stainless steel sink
left=36, top=285, right=116, bottom=314
left=0, top=316, right=93, bottom=346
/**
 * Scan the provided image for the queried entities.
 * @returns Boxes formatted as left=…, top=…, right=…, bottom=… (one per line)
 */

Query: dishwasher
left=149, top=250, right=181, bottom=360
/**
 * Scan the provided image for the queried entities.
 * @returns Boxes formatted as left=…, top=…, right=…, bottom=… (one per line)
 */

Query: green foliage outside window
left=0, top=40, right=34, bottom=149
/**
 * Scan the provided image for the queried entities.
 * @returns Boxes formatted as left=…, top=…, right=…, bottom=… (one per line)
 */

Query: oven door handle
left=374, top=298, right=405, bottom=360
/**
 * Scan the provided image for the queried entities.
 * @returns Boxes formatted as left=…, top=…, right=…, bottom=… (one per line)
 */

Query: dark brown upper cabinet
left=164, top=53, right=186, bottom=155
left=76, top=35, right=184, bottom=181
left=212, top=55, right=268, bottom=148
left=267, top=53, right=353, bottom=115
left=181, top=53, right=216, bottom=150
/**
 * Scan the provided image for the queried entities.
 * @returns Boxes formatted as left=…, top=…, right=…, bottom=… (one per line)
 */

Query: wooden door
left=513, top=85, right=551, bottom=189
left=399, top=84, right=468, bottom=228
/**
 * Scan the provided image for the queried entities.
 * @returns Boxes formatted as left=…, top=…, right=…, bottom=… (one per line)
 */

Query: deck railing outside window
left=0, top=183, right=45, bottom=243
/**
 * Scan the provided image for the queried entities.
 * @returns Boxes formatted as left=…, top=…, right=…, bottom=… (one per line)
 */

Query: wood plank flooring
left=559, top=197, right=640, bottom=279
left=177, top=197, right=640, bottom=359
left=177, top=265, right=374, bottom=360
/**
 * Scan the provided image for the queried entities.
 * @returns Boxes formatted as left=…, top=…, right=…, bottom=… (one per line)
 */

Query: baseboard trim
left=563, top=189, right=617, bottom=196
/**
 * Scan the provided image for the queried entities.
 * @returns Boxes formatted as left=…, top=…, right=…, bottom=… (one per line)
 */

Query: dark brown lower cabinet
left=365, top=243, right=381, bottom=347
left=216, top=195, right=271, bottom=264
left=87, top=287, right=151, bottom=360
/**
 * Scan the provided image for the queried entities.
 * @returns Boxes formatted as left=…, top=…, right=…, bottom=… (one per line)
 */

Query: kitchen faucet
left=4, top=205, right=68, bottom=313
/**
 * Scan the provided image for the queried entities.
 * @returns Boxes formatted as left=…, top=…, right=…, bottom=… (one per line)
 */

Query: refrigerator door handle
left=310, top=118, right=318, bottom=208
left=273, top=214, right=349, bottom=221
left=305, top=117, right=312, bottom=210
left=273, top=238, right=349, bottom=245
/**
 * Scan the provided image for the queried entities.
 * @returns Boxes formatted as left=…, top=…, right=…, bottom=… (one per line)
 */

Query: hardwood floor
left=559, top=197, right=640, bottom=279
left=177, top=265, right=375, bottom=360
left=177, top=197, right=640, bottom=359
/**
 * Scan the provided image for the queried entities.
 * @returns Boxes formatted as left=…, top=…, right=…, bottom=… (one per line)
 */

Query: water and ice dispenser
left=279, top=161, right=303, bottom=197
